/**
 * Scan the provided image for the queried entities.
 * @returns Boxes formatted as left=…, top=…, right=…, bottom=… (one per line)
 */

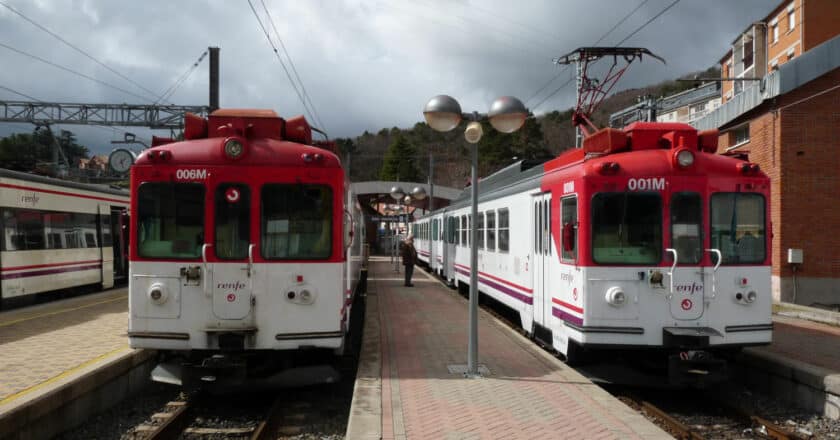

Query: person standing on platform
left=401, top=235, right=417, bottom=287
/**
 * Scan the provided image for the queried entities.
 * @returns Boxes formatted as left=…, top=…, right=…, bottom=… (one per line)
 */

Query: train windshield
left=137, top=183, right=205, bottom=259
left=710, top=193, right=766, bottom=264
left=671, top=192, right=703, bottom=264
left=261, top=184, right=332, bottom=260
left=592, top=192, right=662, bottom=264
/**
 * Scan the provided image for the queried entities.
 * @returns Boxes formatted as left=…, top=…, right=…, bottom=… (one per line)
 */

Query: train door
left=110, top=207, right=128, bottom=282
left=667, top=191, right=705, bottom=320
left=531, top=193, right=551, bottom=330
left=210, top=183, right=254, bottom=320
left=444, top=214, right=456, bottom=284
left=98, top=204, right=115, bottom=289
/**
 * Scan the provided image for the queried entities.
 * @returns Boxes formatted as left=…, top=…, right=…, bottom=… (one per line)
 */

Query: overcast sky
left=0, top=0, right=779, bottom=156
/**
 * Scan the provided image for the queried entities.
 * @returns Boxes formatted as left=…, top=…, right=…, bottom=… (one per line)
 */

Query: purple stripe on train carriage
left=552, top=307, right=584, bottom=327
left=454, top=267, right=533, bottom=305
left=0, top=264, right=101, bottom=280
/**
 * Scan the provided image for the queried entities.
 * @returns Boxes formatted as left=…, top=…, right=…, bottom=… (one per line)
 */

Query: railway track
left=128, top=394, right=329, bottom=440
left=616, top=390, right=811, bottom=440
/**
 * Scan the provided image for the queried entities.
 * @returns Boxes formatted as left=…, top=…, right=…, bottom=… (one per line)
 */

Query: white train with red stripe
left=0, top=168, right=129, bottom=308
left=413, top=122, right=772, bottom=385
left=127, top=109, right=364, bottom=389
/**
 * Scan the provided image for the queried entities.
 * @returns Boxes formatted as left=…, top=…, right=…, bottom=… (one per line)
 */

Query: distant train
left=0, top=168, right=129, bottom=308
left=127, top=109, right=365, bottom=388
left=413, top=122, right=772, bottom=385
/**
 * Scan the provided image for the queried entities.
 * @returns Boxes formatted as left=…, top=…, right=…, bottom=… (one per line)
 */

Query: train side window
left=537, top=202, right=545, bottom=255
left=487, top=210, right=496, bottom=251
left=477, top=212, right=485, bottom=249
left=592, top=192, right=662, bottom=264
left=2, top=208, right=45, bottom=251
left=498, top=208, right=509, bottom=253
left=261, top=184, right=332, bottom=260
left=561, top=197, right=577, bottom=261
left=137, top=183, right=205, bottom=259
left=671, top=192, right=702, bottom=265
left=100, top=214, right=113, bottom=247
left=460, top=216, right=465, bottom=245
left=215, top=184, right=251, bottom=260
left=432, top=219, right=438, bottom=241
left=710, top=193, right=766, bottom=264
left=545, top=199, right=551, bottom=256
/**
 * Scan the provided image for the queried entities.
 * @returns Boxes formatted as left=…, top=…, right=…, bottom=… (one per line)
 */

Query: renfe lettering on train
left=175, top=169, right=207, bottom=180
left=627, top=177, right=665, bottom=191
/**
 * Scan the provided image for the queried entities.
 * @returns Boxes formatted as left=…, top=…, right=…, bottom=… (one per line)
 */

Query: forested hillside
left=336, top=66, right=719, bottom=188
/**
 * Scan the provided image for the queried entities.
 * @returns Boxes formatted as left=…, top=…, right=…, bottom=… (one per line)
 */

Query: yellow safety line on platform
left=0, top=345, right=131, bottom=406
left=0, top=294, right=126, bottom=328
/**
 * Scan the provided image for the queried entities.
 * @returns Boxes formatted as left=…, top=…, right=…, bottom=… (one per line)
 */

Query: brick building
left=694, top=0, right=840, bottom=306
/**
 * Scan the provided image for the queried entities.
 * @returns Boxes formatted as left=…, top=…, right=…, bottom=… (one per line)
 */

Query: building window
left=732, top=124, right=750, bottom=147
left=788, top=3, right=795, bottom=31
left=772, top=23, right=779, bottom=43
left=742, top=34, right=754, bottom=70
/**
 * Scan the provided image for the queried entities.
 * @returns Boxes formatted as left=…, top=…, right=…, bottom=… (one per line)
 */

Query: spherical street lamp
left=422, top=94, right=528, bottom=378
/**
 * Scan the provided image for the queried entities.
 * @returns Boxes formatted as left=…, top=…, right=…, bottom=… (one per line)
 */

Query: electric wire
left=615, top=0, right=681, bottom=46
left=524, top=0, right=649, bottom=107
left=154, top=50, right=208, bottom=104
left=0, top=0, right=162, bottom=103
left=260, top=0, right=326, bottom=133
left=247, top=0, right=320, bottom=133
left=0, top=41, right=155, bottom=103
left=530, top=0, right=682, bottom=111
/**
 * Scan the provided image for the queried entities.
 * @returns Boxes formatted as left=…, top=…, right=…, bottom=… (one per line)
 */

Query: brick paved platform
left=0, top=289, right=131, bottom=407
left=347, top=258, right=671, bottom=439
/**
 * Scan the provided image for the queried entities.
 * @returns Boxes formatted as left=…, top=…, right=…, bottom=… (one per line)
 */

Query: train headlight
left=605, top=286, right=626, bottom=307
left=746, top=291, right=757, bottom=303
left=675, top=149, right=695, bottom=168
left=224, top=139, right=245, bottom=159
left=148, top=283, right=169, bottom=304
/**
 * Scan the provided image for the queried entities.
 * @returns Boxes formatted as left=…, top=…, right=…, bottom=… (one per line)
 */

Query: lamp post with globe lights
left=423, top=95, right=528, bottom=377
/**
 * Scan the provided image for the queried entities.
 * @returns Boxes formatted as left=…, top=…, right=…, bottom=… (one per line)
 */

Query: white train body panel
left=129, top=261, right=345, bottom=350
left=0, top=170, right=129, bottom=301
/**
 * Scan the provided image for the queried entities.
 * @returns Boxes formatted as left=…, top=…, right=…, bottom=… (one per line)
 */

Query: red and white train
left=0, top=168, right=129, bottom=308
left=127, top=109, right=364, bottom=388
left=414, top=122, right=771, bottom=384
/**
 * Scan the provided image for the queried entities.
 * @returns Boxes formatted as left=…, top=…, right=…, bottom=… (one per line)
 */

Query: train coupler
left=180, top=355, right=247, bottom=391
left=667, top=350, right=727, bottom=387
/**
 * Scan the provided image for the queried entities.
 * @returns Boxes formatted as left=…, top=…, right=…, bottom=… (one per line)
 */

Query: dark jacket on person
left=401, top=241, right=417, bottom=266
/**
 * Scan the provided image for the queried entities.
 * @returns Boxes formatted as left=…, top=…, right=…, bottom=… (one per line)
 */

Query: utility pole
left=209, top=47, right=220, bottom=112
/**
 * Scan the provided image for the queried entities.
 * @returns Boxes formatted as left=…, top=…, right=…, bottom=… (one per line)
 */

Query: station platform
left=0, top=288, right=152, bottom=439
left=739, top=304, right=840, bottom=419
left=346, top=258, right=672, bottom=439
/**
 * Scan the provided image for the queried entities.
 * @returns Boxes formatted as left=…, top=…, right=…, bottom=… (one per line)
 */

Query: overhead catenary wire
left=154, top=50, right=208, bottom=105
left=247, top=0, right=322, bottom=135
left=0, top=0, right=163, bottom=104
left=0, top=41, right=156, bottom=103
left=530, top=0, right=682, bottom=111
left=524, top=0, right=649, bottom=107
left=259, top=0, right=326, bottom=133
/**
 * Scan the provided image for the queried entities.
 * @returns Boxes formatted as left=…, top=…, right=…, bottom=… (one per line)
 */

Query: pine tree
left=379, top=135, right=421, bottom=182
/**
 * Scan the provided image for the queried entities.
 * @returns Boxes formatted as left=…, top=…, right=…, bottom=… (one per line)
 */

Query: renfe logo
left=175, top=169, right=207, bottom=180
left=674, top=282, right=703, bottom=294
left=217, top=281, right=246, bottom=291
left=627, top=177, right=665, bottom=191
